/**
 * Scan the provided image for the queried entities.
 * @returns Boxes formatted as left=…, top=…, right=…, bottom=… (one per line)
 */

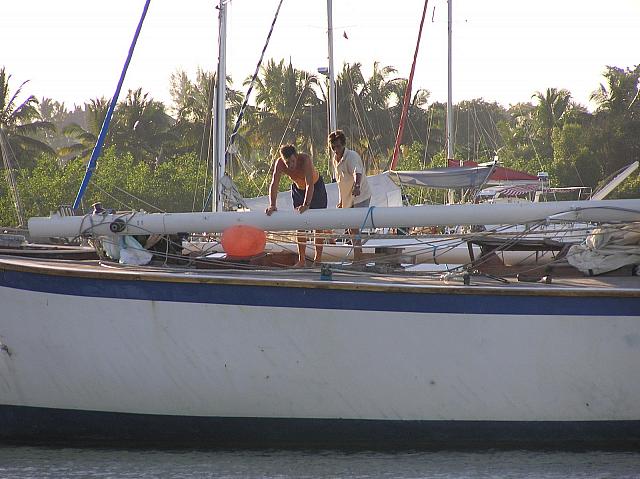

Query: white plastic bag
left=118, top=236, right=153, bottom=265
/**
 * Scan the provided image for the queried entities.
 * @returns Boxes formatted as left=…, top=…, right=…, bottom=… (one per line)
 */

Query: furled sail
left=390, top=165, right=494, bottom=189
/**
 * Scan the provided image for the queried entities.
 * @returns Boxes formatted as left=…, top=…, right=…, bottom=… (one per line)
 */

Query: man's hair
left=328, top=130, right=346, bottom=145
left=280, top=144, right=297, bottom=158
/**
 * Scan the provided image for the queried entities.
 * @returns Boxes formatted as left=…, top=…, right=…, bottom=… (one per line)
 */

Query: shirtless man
left=265, top=144, right=328, bottom=267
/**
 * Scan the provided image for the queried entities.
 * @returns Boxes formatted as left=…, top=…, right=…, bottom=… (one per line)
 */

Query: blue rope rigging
left=73, top=0, right=151, bottom=211
left=357, top=206, right=376, bottom=240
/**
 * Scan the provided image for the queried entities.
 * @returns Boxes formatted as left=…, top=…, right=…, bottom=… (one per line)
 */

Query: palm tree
left=58, top=98, right=110, bottom=163
left=169, top=67, right=245, bottom=200
left=590, top=65, right=640, bottom=174
left=0, top=67, right=55, bottom=168
left=36, top=97, right=71, bottom=151
left=171, top=69, right=214, bottom=128
left=170, top=69, right=243, bottom=153
left=248, top=59, right=320, bottom=157
left=112, top=88, right=175, bottom=168
left=388, top=78, right=431, bottom=152
left=0, top=67, right=56, bottom=226
left=334, top=62, right=365, bottom=141
left=532, top=87, right=571, bottom=159
left=323, top=62, right=398, bottom=171
left=497, top=102, right=542, bottom=173
left=591, top=66, right=640, bottom=115
left=359, top=62, right=400, bottom=170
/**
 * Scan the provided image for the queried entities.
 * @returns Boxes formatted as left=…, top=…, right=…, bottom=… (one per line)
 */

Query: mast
left=326, top=0, right=337, bottom=134
left=447, top=0, right=456, bottom=164
left=213, top=0, right=228, bottom=212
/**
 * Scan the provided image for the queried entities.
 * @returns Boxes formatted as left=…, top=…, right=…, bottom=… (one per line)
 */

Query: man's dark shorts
left=291, top=177, right=328, bottom=209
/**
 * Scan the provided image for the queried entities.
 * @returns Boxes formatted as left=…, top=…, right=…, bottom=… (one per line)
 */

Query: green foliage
left=82, top=148, right=205, bottom=213
left=453, top=99, right=508, bottom=162
left=551, top=123, right=602, bottom=187
left=14, top=154, right=84, bottom=220
left=589, top=65, right=640, bottom=176
left=397, top=141, right=428, bottom=170
left=233, top=169, right=272, bottom=200
left=609, top=173, right=640, bottom=199
left=0, top=176, right=17, bottom=226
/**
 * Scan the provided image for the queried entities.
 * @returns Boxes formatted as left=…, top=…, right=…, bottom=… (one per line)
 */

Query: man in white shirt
left=329, top=130, right=372, bottom=261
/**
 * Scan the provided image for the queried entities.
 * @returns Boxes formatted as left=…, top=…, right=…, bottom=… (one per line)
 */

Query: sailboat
left=1, top=0, right=640, bottom=449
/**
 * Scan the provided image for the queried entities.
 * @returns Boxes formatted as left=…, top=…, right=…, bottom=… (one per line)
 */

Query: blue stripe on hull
left=1, top=405, right=639, bottom=450
left=1, top=270, right=638, bottom=316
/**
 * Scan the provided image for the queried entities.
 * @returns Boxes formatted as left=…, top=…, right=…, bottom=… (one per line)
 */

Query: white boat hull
left=0, top=258, right=639, bottom=446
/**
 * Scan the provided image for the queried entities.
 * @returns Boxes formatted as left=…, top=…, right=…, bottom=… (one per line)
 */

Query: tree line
left=0, top=61, right=639, bottom=227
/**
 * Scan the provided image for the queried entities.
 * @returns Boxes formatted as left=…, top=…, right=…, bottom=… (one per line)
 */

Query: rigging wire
left=348, top=69, right=385, bottom=167
left=226, top=0, right=285, bottom=157
left=258, top=86, right=310, bottom=194
left=344, top=68, right=370, bottom=155
left=191, top=73, right=216, bottom=212
left=0, top=129, right=26, bottom=226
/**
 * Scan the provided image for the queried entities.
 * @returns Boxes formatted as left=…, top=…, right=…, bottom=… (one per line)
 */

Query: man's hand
left=352, top=183, right=361, bottom=196
left=265, top=205, right=277, bottom=216
left=296, top=204, right=310, bottom=214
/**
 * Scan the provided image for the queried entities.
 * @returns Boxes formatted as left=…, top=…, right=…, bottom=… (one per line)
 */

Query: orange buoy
left=221, top=225, right=267, bottom=258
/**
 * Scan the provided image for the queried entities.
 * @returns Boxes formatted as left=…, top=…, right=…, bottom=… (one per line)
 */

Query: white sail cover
left=567, top=223, right=640, bottom=275
left=389, top=165, right=494, bottom=189
left=243, top=172, right=403, bottom=211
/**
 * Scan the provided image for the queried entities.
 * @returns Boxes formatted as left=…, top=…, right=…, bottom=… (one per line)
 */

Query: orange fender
left=221, top=225, right=267, bottom=258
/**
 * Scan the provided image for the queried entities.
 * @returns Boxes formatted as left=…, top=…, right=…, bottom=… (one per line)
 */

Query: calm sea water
left=0, top=446, right=639, bottom=479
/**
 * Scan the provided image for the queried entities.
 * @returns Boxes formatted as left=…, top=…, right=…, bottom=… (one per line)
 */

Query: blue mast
left=72, top=0, right=151, bottom=211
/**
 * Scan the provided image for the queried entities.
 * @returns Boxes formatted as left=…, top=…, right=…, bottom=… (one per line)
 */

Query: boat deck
left=1, top=254, right=638, bottom=296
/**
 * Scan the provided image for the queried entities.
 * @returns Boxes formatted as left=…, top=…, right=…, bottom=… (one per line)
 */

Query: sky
left=2, top=0, right=639, bottom=112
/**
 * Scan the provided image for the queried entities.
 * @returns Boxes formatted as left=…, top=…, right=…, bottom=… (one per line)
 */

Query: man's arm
left=350, top=153, right=364, bottom=197
left=353, top=172, right=362, bottom=197
left=298, top=158, right=315, bottom=213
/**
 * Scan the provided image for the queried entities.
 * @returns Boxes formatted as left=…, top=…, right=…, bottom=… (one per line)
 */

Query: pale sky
left=2, top=0, right=639, bottom=112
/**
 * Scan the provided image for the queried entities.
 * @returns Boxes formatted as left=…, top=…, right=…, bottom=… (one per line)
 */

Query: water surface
left=1, top=446, right=640, bottom=478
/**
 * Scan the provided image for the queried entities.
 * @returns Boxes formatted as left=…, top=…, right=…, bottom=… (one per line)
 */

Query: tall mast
left=213, top=0, right=227, bottom=212
left=326, top=0, right=337, bottom=134
left=447, top=0, right=456, bottom=164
